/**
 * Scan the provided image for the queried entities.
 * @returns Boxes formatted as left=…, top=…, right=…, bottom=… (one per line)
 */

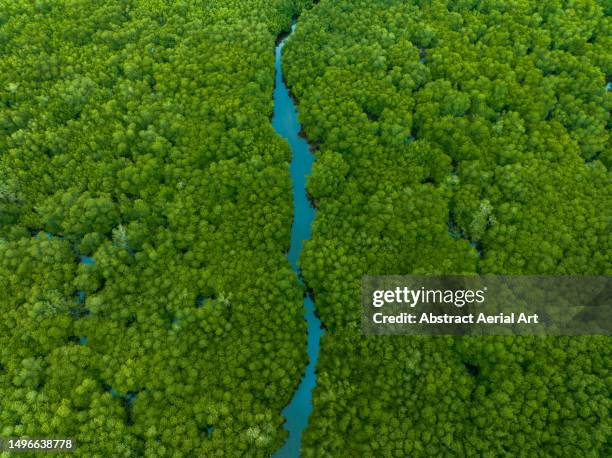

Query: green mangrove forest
left=0, top=0, right=610, bottom=457
left=285, top=0, right=611, bottom=456
left=1, top=1, right=313, bottom=456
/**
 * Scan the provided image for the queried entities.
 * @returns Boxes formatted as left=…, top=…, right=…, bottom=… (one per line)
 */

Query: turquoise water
left=79, top=255, right=95, bottom=265
left=272, top=23, right=324, bottom=458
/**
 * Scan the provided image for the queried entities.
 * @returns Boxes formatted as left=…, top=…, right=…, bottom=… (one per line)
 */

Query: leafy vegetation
left=0, top=1, right=314, bottom=456
left=283, top=0, right=611, bottom=455
left=2, top=0, right=610, bottom=455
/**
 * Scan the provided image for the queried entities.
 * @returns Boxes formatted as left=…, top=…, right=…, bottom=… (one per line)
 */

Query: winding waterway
left=271, top=23, right=324, bottom=458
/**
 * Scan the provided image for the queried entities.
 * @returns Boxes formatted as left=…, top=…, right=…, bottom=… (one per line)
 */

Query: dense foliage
left=284, top=0, right=611, bottom=455
left=0, top=1, right=313, bottom=456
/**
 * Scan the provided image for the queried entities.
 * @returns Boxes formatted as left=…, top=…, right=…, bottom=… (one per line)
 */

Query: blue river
left=271, top=23, right=324, bottom=458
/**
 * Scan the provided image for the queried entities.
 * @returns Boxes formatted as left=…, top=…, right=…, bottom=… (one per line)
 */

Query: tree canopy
left=283, top=0, right=611, bottom=455
left=0, top=1, right=314, bottom=456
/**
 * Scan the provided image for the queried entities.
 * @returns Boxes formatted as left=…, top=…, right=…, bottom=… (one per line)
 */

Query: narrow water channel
left=271, top=23, right=324, bottom=458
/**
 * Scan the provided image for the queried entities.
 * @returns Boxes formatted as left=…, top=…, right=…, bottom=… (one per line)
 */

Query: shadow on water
left=271, top=22, right=324, bottom=458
